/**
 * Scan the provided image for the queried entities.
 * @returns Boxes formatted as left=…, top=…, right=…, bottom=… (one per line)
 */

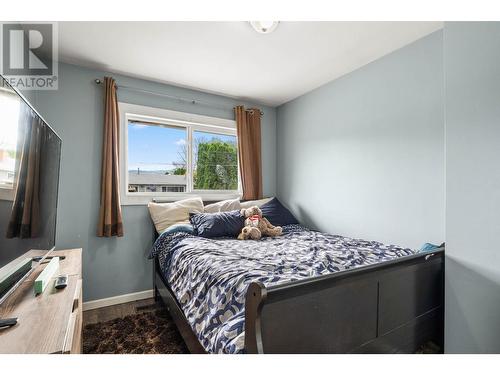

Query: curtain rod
left=94, top=78, right=263, bottom=116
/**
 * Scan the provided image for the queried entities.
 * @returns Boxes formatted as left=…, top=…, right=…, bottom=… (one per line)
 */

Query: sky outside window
left=127, top=122, right=186, bottom=173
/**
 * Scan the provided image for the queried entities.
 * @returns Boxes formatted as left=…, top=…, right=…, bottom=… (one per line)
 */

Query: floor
left=83, top=299, right=188, bottom=354
left=83, top=298, right=157, bottom=325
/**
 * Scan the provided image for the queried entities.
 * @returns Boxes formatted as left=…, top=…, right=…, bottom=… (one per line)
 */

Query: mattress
left=150, top=224, right=416, bottom=354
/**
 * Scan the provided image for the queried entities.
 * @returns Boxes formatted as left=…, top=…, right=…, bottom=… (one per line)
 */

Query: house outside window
left=119, top=103, right=241, bottom=205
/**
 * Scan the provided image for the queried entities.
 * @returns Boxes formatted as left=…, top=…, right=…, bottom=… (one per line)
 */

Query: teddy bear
left=237, top=225, right=262, bottom=240
left=237, top=206, right=282, bottom=240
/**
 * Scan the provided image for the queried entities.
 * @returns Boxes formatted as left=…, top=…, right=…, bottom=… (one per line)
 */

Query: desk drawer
left=63, top=278, right=82, bottom=354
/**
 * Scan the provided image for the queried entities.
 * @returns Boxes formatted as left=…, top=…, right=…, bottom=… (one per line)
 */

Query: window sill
left=121, top=192, right=242, bottom=206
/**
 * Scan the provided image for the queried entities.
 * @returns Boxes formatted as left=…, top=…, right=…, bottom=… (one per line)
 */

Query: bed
left=150, top=208, right=444, bottom=354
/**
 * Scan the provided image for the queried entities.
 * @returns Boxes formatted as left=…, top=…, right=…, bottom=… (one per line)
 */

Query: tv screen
left=0, top=76, right=61, bottom=269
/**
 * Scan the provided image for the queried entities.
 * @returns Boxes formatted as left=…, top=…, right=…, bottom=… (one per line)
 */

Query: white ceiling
left=57, top=22, right=443, bottom=107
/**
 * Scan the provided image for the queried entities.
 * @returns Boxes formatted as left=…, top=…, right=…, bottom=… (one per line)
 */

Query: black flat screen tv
left=0, top=75, right=61, bottom=271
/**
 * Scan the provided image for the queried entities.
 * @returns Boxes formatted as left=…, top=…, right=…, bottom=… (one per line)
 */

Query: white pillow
left=204, top=198, right=241, bottom=213
left=148, top=197, right=204, bottom=234
left=240, top=197, right=273, bottom=209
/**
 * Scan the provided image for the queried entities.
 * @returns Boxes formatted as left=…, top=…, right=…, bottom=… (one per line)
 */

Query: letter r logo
left=2, top=23, right=53, bottom=76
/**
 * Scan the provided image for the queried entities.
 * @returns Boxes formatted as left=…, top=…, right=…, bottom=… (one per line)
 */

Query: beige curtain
left=97, top=77, right=124, bottom=237
left=235, top=106, right=263, bottom=200
left=7, top=108, right=42, bottom=238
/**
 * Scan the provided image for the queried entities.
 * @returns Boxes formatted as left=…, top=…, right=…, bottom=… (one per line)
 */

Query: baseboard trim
left=83, top=289, right=154, bottom=311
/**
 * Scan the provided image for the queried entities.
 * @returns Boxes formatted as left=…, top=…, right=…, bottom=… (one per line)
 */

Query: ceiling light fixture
left=249, top=21, right=279, bottom=34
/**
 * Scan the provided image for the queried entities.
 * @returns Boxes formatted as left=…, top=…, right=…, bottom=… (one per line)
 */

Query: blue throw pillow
left=190, top=210, right=245, bottom=238
left=159, top=223, right=194, bottom=236
left=260, top=197, right=299, bottom=226
left=419, top=243, right=441, bottom=252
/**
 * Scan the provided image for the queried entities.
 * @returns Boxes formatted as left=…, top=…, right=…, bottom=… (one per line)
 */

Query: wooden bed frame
left=151, top=203, right=444, bottom=354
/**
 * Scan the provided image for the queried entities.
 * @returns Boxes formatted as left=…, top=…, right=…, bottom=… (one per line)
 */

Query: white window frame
left=119, top=102, right=241, bottom=205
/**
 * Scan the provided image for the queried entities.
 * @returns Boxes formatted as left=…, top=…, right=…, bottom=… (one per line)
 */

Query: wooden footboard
left=244, top=249, right=444, bottom=353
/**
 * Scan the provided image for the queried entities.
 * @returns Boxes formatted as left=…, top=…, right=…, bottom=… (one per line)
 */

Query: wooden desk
left=0, top=249, right=82, bottom=354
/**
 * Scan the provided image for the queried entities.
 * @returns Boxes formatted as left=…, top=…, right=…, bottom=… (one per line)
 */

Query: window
left=127, top=121, right=187, bottom=194
left=119, top=103, right=240, bottom=205
left=0, top=87, right=21, bottom=200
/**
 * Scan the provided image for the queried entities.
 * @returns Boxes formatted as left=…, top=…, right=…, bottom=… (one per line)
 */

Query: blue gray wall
left=444, top=22, right=500, bottom=353
left=32, top=63, right=276, bottom=302
left=276, top=31, right=444, bottom=249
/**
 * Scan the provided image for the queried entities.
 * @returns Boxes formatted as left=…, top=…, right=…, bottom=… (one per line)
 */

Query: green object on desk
left=34, top=257, right=59, bottom=295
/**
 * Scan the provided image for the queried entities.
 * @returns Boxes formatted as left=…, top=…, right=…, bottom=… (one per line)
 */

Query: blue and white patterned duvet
left=150, top=224, right=415, bottom=354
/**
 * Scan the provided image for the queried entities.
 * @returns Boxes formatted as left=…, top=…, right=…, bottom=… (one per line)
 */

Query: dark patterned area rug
left=83, top=308, right=188, bottom=354
left=416, top=341, right=441, bottom=354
